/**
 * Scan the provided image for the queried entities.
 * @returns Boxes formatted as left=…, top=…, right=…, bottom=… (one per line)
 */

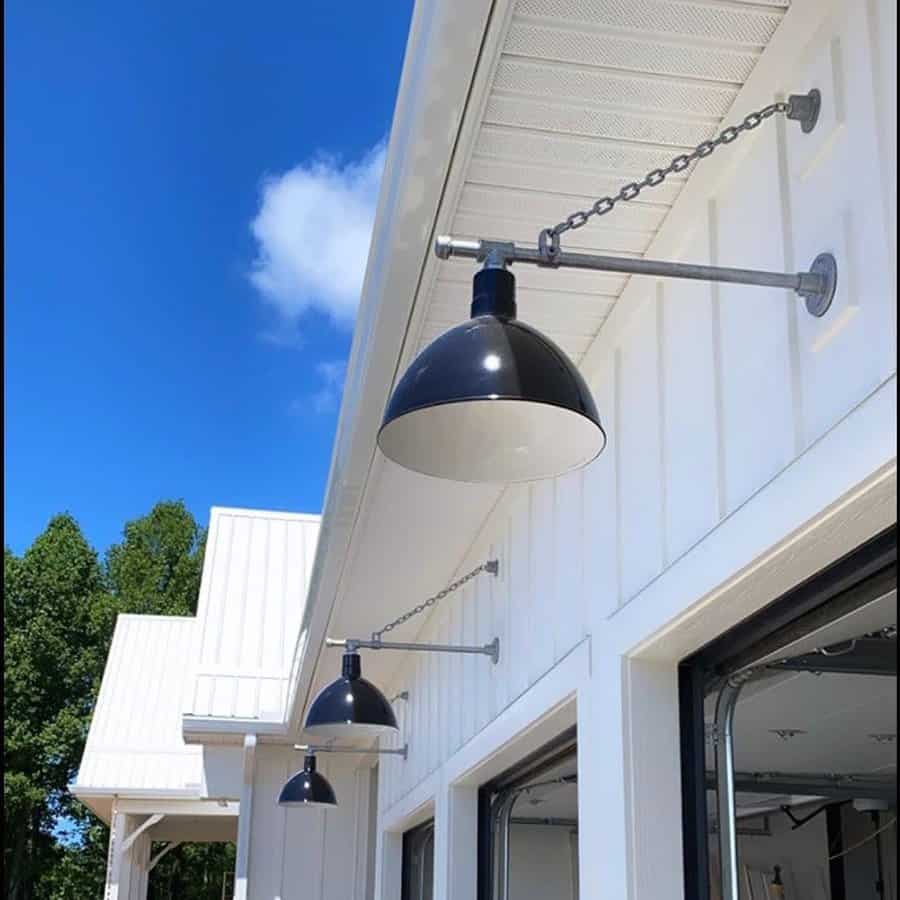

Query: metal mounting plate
left=787, top=88, right=821, bottom=134
left=805, top=252, right=838, bottom=317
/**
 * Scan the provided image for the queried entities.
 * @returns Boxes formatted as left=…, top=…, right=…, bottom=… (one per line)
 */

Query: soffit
left=412, top=0, right=791, bottom=366
left=297, top=0, right=795, bottom=734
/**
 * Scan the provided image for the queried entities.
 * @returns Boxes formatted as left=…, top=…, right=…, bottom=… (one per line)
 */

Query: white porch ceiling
left=415, top=0, right=791, bottom=364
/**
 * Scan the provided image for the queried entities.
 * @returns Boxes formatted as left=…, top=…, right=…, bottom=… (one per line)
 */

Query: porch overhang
left=284, top=0, right=825, bottom=739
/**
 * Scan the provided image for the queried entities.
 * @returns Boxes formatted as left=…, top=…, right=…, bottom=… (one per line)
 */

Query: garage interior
left=685, top=529, right=897, bottom=900
left=402, top=534, right=896, bottom=900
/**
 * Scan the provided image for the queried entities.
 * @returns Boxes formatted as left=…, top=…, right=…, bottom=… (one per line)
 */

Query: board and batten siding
left=246, top=748, right=374, bottom=900
left=376, top=0, right=897, bottom=814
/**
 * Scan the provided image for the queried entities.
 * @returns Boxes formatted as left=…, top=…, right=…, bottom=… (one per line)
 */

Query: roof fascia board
left=208, top=506, right=321, bottom=523
left=283, top=0, right=498, bottom=734
left=182, top=716, right=288, bottom=743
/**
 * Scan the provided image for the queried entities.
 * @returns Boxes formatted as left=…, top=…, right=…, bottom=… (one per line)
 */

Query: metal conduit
left=714, top=671, right=756, bottom=900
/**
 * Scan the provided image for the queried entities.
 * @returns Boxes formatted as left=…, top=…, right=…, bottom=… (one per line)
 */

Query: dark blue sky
left=4, top=1, right=414, bottom=554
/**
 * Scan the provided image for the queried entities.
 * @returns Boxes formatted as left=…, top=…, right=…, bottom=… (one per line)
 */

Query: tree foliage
left=3, top=501, right=233, bottom=900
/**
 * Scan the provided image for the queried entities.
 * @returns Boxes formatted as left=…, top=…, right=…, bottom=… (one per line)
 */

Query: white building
left=74, top=1, right=897, bottom=898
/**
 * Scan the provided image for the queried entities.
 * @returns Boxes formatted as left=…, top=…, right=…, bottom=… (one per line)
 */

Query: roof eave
left=282, top=0, right=498, bottom=735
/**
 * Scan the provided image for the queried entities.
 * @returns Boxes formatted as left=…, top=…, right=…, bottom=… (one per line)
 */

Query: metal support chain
left=370, top=559, right=499, bottom=642
left=538, top=92, right=820, bottom=264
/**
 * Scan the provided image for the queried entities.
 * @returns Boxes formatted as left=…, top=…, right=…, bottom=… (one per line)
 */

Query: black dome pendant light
left=278, top=743, right=408, bottom=810
left=378, top=92, right=835, bottom=485
left=304, top=649, right=398, bottom=740
left=278, top=754, right=338, bottom=808
left=377, top=257, right=606, bottom=483
left=304, top=562, right=499, bottom=739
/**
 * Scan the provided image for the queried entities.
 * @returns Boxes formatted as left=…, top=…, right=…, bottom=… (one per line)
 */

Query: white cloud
left=249, top=144, right=385, bottom=326
left=312, top=360, right=348, bottom=413
left=289, top=359, right=348, bottom=417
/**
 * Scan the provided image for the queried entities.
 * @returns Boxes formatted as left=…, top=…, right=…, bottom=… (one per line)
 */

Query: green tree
left=105, top=500, right=206, bottom=616
left=4, top=501, right=233, bottom=899
left=4, top=515, right=108, bottom=899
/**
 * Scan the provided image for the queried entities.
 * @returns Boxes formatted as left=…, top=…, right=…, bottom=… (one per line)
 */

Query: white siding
left=246, top=748, right=374, bottom=900
left=377, top=0, right=896, bottom=814
left=188, top=508, right=320, bottom=723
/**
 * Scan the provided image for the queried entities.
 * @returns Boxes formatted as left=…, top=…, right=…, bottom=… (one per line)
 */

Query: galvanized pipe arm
left=324, top=559, right=501, bottom=663
left=435, top=236, right=837, bottom=319
left=327, top=635, right=501, bottom=664
left=436, top=90, right=835, bottom=314
left=294, top=742, right=409, bottom=760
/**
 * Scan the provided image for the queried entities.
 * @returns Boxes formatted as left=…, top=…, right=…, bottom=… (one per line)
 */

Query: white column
left=577, top=653, right=686, bottom=900
left=624, top=658, right=685, bottom=900
left=125, top=825, right=151, bottom=900
left=234, top=733, right=257, bottom=900
left=374, top=828, right=403, bottom=900
left=433, top=782, right=478, bottom=900
left=104, top=807, right=152, bottom=900
left=104, top=802, right=124, bottom=900
left=576, top=655, right=630, bottom=900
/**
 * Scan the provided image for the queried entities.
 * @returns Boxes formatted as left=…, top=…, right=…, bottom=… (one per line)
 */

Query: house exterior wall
left=377, top=0, right=896, bottom=818
left=245, top=748, right=374, bottom=900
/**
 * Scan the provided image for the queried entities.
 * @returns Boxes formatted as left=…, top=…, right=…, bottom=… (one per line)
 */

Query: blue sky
left=4, top=1, right=414, bottom=555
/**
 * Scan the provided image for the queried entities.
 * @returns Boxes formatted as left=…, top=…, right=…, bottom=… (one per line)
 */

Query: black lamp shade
left=377, top=267, right=606, bottom=483
left=304, top=653, right=398, bottom=739
left=278, top=755, right=337, bottom=808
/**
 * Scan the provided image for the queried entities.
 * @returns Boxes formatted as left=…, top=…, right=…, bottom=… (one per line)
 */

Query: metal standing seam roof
left=73, top=507, right=321, bottom=809
left=73, top=614, right=204, bottom=800
left=184, top=507, right=320, bottom=727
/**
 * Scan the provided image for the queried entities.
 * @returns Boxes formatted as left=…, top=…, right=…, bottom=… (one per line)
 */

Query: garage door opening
left=478, top=728, right=578, bottom=900
left=402, top=819, right=434, bottom=900
left=680, top=527, right=897, bottom=900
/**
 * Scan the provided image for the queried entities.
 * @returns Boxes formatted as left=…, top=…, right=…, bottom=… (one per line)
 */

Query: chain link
left=371, top=561, right=496, bottom=642
left=538, top=101, right=790, bottom=261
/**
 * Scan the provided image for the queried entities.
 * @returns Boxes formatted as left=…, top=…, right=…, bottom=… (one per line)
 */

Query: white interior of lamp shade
left=378, top=399, right=606, bottom=483
left=303, top=721, right=398, bottom=740
left=278, top=799, right=337, bottom=808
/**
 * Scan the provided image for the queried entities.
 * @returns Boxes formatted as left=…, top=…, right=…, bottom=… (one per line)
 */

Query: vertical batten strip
left=774, top=108, right=806, bottom=456
left=613, top=348, right=624, bottom=608
left=655, top=281, right=670, bottom=569
left=707, top=198, right=729, bottom=522
left=863, top=0, right=897, bottom=343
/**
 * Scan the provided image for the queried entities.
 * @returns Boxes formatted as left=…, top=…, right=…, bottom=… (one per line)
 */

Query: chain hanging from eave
left=370, top=560, right=499, bottom=642
left=537, top=100, right=792, bottom=263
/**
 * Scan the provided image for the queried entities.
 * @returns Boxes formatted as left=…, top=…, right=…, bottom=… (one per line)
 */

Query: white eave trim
left=181, top=715, right=288, bottom=743
left=282, top=0, right=499, bottom=734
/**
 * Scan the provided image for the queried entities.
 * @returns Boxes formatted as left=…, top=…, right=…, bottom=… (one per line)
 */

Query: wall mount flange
left=787, top=88, right=821, bottom=133
left=801, top=252, right=838, bottom=317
